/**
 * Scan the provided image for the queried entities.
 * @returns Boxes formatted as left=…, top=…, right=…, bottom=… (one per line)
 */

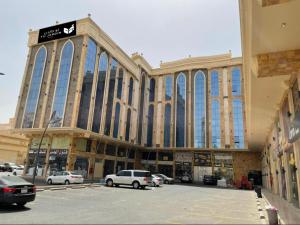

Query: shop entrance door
left=158, top=165, right=173, bottom=178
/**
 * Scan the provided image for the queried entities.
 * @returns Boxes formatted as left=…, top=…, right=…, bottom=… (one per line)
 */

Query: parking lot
left=0, top=184, right=261, bottom=224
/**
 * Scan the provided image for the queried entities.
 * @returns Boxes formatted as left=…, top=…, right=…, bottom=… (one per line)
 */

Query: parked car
left=0, top=175, right=36, bottom=207
left=154, top=174, right=174, bottom=184
left=203, top=175, right=218, bottom=185
left=46, top=171, right=84, bottom=185
left=13, top=167, right=24, bottom=176
left=105, top=170, right=152, bottom=189
left=151, top=175, right=163, bottom=187
left=0, top=165, right=14, bottom=176
left=181, top=173, right=193, bottom=183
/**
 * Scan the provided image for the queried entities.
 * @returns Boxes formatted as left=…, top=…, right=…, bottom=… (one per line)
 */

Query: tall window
left=232, top=99, right=244, bottom=148
left=77, top=38, right=97, bottom=129
left=232, top=67, right=241, bottom=96
left=51, top=40, right=74, bottom=127
left=117, top=68, right=123, bottom=99
left=211, top=70, right=219, bottom=97
left=149, top=78, right=155, bottom=102
left=128, top=77, right=133, bottom=106
left=176, top=72, right=186, bottom=147
left=164, top=103, right=171, bottom=147
left=104, top=59, right=118, bottom=136
left=92, top=52, right=108, bottom=133
left=22, top=46, right=47, bottom=128
left=211, top=99, right=221, bottom=148
left=113, top=102, right=120, bottom=138
left=165, top=75, right=173, bottom=101
left=194, top=70, right=206, bottom=148
left=125, top=109, right=131, bottom=141
left=138, top=75, right=146, bottom=144
left=147, top=105, right=154, bottom=146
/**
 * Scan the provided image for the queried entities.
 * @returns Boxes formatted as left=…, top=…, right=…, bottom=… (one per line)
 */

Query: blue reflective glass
left=117, top=68, right=123, bottom=99
left=176, top=73, right=186, bottom=147
left=165, top=75, right=173, bottom=101
left=232, top=68, right=241, bottom=96
left=104, top=59, right=118, bottom=136
left=164, top=103, right=171, bottom=147
left=22, top=47, right=47, bottom=128
left=137, top=75, right=145, bottom=144
left=149, top=78, right=155, bottom=102
left=113, top=102, right=120, bottom=138
left=77, top=38, right=97, bottom=129
left=211, top=99, right=221, bottom=148
left=232, top=99, right=244, bottom=148
left=51, top=41, right=74, bottom=127
left=92, top=52, right=108, bottom=133
left=211, top=70, right=219, bottom=97
left=194, top=71, right=206, bottom=148
left=147, top=105, right=154, bottom=147
left=128, top=78, right=133, bottom=106
left=125, top=109, right=131, bottom=141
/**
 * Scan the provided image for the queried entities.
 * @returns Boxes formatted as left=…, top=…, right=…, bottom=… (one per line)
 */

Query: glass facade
left=232, top=67, right=241, bottom=96
left=51, top=40, right=74, bottom=127
left=232, top=99, right=244, bottom=148
left=149, top=78, right=155, bottom=102
left=137, top=75, right=146, bottom=144
left=176, top=73, right=186, bottom=147
left=147, top=105, right=154, bottom=147
left=22, top=46, right=47, bottom=128
left=194, top=71, right=206, bottom=148
left=125, top=109, right=131, bottom=141
left=128, top=77, right=133, bottom=106
left=104, top=59, right=118, bottom=136
left=211, top=70, right=219, bottom=97
left=164, top=103, right=171, bottom=147
left=92, top=52, right=108, bottom=133
left=113, top=102, right=120, bottom=138
left=117, top=68, right=123, bottom=99
left=211, top=99, right=221, bottom=148
left=77, top=38, right=97, bottom=129
left=165, top=75, right=173, bottom=101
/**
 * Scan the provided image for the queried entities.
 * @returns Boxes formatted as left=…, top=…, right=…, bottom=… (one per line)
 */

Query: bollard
left=266, top=205, right=278, bottom=225
left=255, top=186, right=262, bottom=198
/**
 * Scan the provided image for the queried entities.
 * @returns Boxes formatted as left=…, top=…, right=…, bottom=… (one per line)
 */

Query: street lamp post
left=32, top=111, right=59, bottom=184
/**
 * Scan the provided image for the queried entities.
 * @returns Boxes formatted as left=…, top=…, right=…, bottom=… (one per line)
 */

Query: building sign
left=38, top=21, right=76, bottom=43
left=175, top=152, right=193, bottom=162
left=30, top=137, right=49, bottom=149
left=288, top=111, right=300, bottom=143
left=51, top=137, right=70, bottom=149
left=194, top=152, right=212, bottom=167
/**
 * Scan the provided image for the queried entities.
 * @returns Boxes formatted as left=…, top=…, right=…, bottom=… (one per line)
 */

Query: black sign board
left=38, top=21, right=76, bottom=43
left=288, top=111, right=300, bottom=143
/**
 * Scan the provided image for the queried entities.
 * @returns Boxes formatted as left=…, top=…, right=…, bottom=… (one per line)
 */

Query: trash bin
left=255, top=186, right=262, bottom=198
left=266, top=206, right=278, bottom=225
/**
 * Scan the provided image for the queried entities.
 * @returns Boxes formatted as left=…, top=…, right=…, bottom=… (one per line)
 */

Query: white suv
left=105, top=170, right=152, bottom=189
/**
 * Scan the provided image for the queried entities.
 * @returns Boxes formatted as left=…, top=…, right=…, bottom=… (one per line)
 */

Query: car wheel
left=47, top=179, right=52, bottom=185
left=132, top=181, right=140, bottom=189
left=13, top=172, right=17, bottom=176
left=165, top=180, right=169, bottom=184
left=16, top=202, right=26, bottom=207
left=65, top=180, right=70, bottom=185
left=106, top=179, right=113, bottom=187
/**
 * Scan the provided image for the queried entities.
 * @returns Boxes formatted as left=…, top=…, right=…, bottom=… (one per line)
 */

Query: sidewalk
left=262, top=188, right=300, bottom=224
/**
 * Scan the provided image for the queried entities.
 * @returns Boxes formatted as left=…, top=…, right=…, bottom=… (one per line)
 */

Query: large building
left=13, top=17, right=260, bottom=183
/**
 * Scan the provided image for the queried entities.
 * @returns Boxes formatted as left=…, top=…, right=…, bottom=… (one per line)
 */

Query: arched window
left=147, top=105, right=154, bottom=146
left=211, top=99, right=221, bottom=148
left=92, top=51, right=108, bottom=133
left=50, top=40, right=74, bottom=127
left=125, top=109, right=131, bottom=141
left=211, top=70, right=219, bottom=97
left=113, top=102, right=121, bottom=138
left=149, top=78, right=155, bottom=102
left=128, top=77, right=133, bottom=106
left=22, top=46, right=47, bottom=128
left=77, top=38, right=97, bottom=129
left=165, top=75, right=173, bottom=101
left=137, top=74, right=146, bottom=144
left=117, top=68, right=123, bottom=99
left=104, top=59, right=118, bottom=136
left=194, top=70, right=206, bottom=148
left=176, top=72, right=186, bottom=147
left=232, top=99, right=244, bottom=148
left=232, top=67, right=241, bottom=96
left=164, top=103, right=171, bottom=147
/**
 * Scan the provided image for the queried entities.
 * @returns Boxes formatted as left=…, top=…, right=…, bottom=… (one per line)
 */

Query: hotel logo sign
left=38, top=21, right=76, bottom=43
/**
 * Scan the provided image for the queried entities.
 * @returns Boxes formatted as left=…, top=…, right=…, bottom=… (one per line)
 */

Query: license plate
left=21, top=188, right=28, bottom=194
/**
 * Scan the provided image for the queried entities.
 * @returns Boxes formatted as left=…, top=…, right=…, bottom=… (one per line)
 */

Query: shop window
left=158, top=152, right=173, bottom=161
left=86, top=140, right=92, bottom=152
left=95, top=141, right=105, bottom=154
left=117, top=147, right=127, bottom=157
left=142, top=151, right=156, bottom=160
left=106, top=145, right=116, bottom=156
left=128, top=149, right=135, bottom=159
left=127, top=162, right=134, bottom=170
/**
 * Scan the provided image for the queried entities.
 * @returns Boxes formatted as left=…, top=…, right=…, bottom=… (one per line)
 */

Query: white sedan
left=46, top=171, right=84, bottom=185
left=151, top=175, right=163, bottom=187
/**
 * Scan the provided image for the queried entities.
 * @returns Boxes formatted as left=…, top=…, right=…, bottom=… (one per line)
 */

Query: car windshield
left=0, top=175, right=30, bottom=185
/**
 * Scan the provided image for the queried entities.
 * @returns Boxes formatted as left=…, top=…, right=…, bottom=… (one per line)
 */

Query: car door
left=54, top=171, right=63, bottom=184
left=123, top=171, right=132, bottom=185
left=115, top=171, right=125, bottom=184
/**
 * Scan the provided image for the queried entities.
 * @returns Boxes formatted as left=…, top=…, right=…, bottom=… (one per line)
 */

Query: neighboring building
left=0, top=118, right=28, bottom=165
left=240, top=0, right=300, bottom=207
left=13, top=17, right=260, bottom=182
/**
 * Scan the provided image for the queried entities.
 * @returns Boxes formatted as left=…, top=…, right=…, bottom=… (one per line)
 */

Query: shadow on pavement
left=0, top=204, right=31, bottom=214
left=104, top=185, right=152, bottom=191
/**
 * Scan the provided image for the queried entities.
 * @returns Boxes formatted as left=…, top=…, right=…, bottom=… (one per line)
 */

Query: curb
left=36, top=184, right=102, bottom=191
left=262, top=193, right=285, bottom=225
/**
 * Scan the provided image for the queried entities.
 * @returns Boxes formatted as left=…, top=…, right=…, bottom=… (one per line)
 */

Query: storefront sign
left=288, top=111, right=300, bottom=143
left=30, top=137, right=49, bottom=149
left=194, top=152, right=212, bottom=167
left=38, top=21, right=76, bottom=43
left=51, top=137, right=70, bottom=149
left=175, top=152, right=193, bottom=162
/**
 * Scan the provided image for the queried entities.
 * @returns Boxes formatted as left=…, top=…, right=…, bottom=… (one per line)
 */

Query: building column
left=44, top=135, right=53, bottom=178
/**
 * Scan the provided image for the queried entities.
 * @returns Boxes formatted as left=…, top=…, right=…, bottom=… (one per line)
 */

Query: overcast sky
left=0, top=0, right=241, bottom=124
